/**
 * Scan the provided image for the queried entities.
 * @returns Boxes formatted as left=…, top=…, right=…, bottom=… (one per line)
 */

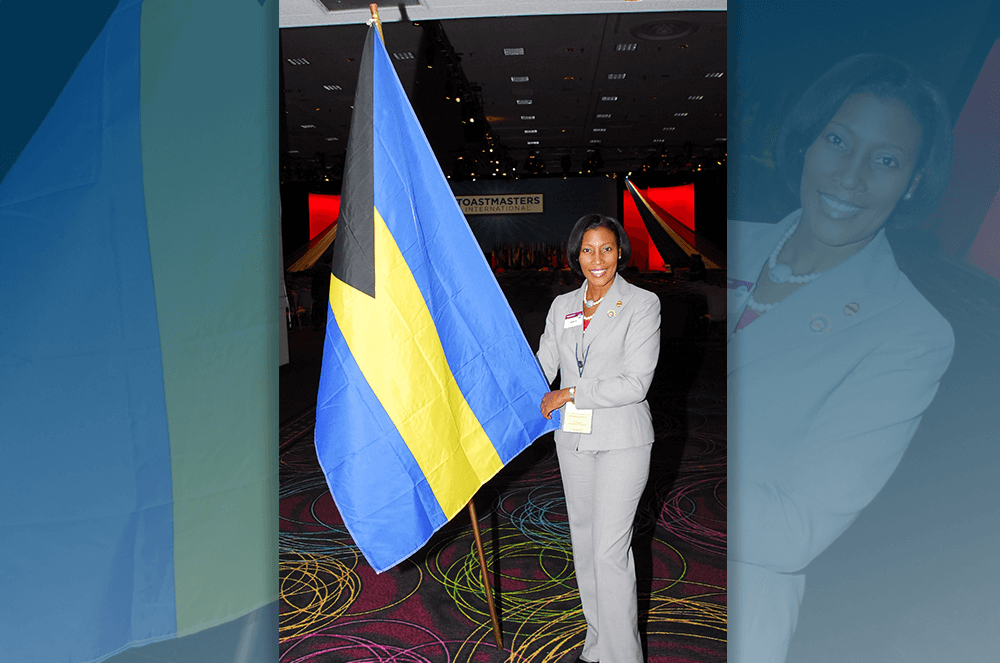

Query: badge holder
left=561, top=401, right=593, bottom=434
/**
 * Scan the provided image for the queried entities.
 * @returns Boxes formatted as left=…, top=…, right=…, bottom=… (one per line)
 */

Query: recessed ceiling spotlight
left=589, top=139, right=602, bottom=143
left=688, top=95, right=704, bottom=100
left=301, top=124, right=316, bottom=128
left=524, top=129, right=538, bottom=134
left=653, top=139, right=665, bottom=143
left=527, top=140, right=539, bottom=145
left=607, top=73, right=627, bottom=80
left=601, top=96, right=618, bottom=102
left=393, top=52, right=415, bottom=60
left=663, top=127, right=676, bottom=131
left=521, top=115, right=535, bottom=120
left=705, top=72, right=725, bottom=78
left=593, top=128, right=606, bottom=132
left=325, top=137, right=338, bottom=141
left=516, top=99, right=533, bottom=105
left=715, top=137, right=727, bottom=141
left=616, top=43, right=637, bottom=51
left=504, top=47, right=525, bottom=56
left=288, top=150, right=299, bottom=153
left=511, top=76, right=529, bottom=82
left=596, top=114, right=611, bottom=119
left=323, top=84, right=342, bottom=91
left=674, top=112, right=688, bottom=117
left=286, top=58, right=310, bottom=65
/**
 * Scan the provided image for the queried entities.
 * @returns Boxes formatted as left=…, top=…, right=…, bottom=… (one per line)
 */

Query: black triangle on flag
left=331, top=26, right=376, bottom=298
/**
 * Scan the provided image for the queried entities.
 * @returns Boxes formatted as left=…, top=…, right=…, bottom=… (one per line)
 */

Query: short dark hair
left=566, top=213, right=631, bottom=276
left=775, top=54, right=952, bottom=228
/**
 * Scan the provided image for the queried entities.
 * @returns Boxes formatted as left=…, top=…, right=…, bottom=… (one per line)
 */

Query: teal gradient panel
left=0, top=1, right=177, bottom=662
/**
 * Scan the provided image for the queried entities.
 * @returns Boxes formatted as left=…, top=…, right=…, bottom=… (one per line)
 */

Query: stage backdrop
left=450, top=177, right=617, bottom=251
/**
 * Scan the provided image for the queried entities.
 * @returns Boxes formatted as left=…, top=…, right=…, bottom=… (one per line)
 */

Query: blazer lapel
left=581, top=275, right=630, bottom=350
left=728, top=222, right=904, bottom=376
left=726, top=213, right=798, bottom=339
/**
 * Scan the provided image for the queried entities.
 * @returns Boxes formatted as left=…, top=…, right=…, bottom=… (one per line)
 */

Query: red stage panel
left=646, top=183, right=695, bottom=232
left=308, top=193, right=341, bottom=240
left=622, top=184, right=696, bottom=271
left=967, top=187, right=1000, bottom=280
left=622, top=188, right=664, bottom=271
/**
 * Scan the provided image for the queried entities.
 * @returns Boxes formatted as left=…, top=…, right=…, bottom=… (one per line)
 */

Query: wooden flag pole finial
left=369, top=4, right=384, bottom=40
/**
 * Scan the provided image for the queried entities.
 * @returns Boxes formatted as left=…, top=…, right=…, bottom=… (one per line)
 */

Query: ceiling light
left=593, top=128, right=606, bottom=132
left=323, top=84, right=342, bottom=91
left=616, top=43, right=637, bottom=51
left=521, top=115, right=535, bottom=120
left=705, top=72, right=725, bottom=78
left=301, top=124, right=315, bottom=128
left=511, top=76, right=529, bottom=82
left=325, top=137, right=338, bottom=141
left=516, top=99, right=532, bottom=105
left=286, top=58, right=310, bottom=65
left=596, top=114, right=611, bottom=119
left=688, top=95, right=704, bottom=100
left=607, top=73, right=627, bottom=80
left=527, top=141, right=539, bottom=145
left=716, top=137, right=727, bottom=141
left=663, top=127, right=676, bottom=131
left=524, top=129, right=537, bottom=133
left=589, top=139, right=602, bottom=143
left=564, top=76, right=575, bottom=80
left=503, top=48, right=524, bottom=56
left=288, top=150, right=299, bottom=153
left=393, top=52, right=415, bottom=60
left=674, top=112, right=688, bottom=117
left=601, top=96, right=618, bottom=102
left=653, top=139, right=665, bottom=143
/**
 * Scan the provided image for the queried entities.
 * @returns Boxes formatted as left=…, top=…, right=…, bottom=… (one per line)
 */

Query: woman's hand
left=540, top=388, right=573, bottom=419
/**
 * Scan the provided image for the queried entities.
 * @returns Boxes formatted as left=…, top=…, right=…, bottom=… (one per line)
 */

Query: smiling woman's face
left=799, top=92, right=923, bottom=252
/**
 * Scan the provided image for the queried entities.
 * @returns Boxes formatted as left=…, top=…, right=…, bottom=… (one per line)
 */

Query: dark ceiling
left=279, top=11, right=726, bottom=190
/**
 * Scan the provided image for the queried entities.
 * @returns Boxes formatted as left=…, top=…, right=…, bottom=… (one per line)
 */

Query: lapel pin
left=809, top=314, right=832, bottom=333
left=843, top=302, right=860, bottom=316
left=616, top=300, right=623, bottom=307
left=607, top=310, right=616, bottom=318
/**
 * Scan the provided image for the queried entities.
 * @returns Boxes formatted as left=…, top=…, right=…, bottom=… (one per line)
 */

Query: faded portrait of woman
left=727, top=54, right=956, bottom=662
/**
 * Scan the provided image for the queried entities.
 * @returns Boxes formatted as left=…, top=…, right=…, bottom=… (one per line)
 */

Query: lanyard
left=574, top=342, right=590, bottom=377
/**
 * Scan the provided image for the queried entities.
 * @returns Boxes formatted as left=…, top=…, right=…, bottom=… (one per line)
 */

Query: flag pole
left=368, top=3, right=384, bottom=41
left=468, top=499, right=504, bottom=649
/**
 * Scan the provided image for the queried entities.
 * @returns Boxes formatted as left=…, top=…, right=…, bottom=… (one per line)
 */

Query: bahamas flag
left=315, top=23, right=559, bottom=573
left=0, top=2, right=276, bottom=662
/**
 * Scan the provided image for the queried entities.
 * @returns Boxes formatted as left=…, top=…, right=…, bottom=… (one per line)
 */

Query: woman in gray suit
left=729, top=54, right=955, bottom=661
left=537, top=213, right=661, bottom=663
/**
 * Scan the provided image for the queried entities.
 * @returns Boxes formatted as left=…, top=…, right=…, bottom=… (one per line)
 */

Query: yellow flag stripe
left=328, top=207, right=503, bottom=519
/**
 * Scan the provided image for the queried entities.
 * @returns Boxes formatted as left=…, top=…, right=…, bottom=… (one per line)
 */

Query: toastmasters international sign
left=456, top=194, right=544, bottom=215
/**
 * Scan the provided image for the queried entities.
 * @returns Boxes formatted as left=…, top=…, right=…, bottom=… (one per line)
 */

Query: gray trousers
left=557, top=443, right=652, bottom=663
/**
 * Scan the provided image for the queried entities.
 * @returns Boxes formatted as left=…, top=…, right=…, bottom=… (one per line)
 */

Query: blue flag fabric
left=315, top=24, right=559, bottom=573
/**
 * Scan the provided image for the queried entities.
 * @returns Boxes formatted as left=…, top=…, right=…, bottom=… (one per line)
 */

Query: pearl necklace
left=768, top=218, right=823, bottom=284
left=583, top=291, right=606, bottom=309
left=745, top=293, right=775, bottom=312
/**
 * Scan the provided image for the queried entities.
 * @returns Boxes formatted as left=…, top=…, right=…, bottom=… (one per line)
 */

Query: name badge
left=564, top=311, right=584, bottom=329
left=561, top=401, right=593, bottom=434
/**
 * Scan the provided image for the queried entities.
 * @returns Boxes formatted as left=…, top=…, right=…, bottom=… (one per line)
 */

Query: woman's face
left=798, top=92, right=923, bottom=252
left=579, top=226, right=620, bottom=292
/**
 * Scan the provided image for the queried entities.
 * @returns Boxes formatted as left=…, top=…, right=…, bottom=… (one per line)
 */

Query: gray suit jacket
left=537, top=275, right=661, bottom=451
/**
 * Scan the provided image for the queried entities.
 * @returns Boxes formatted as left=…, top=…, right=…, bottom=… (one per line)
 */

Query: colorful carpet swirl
left=280, top=295, right=726, bottom=663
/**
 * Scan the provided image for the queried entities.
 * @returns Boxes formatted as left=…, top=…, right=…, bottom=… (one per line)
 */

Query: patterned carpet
left=278, top=271, right=727, bottom=663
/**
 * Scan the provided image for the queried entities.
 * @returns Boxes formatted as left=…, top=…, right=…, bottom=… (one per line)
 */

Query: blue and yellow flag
left=315, top=24, right=558, bottom=573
